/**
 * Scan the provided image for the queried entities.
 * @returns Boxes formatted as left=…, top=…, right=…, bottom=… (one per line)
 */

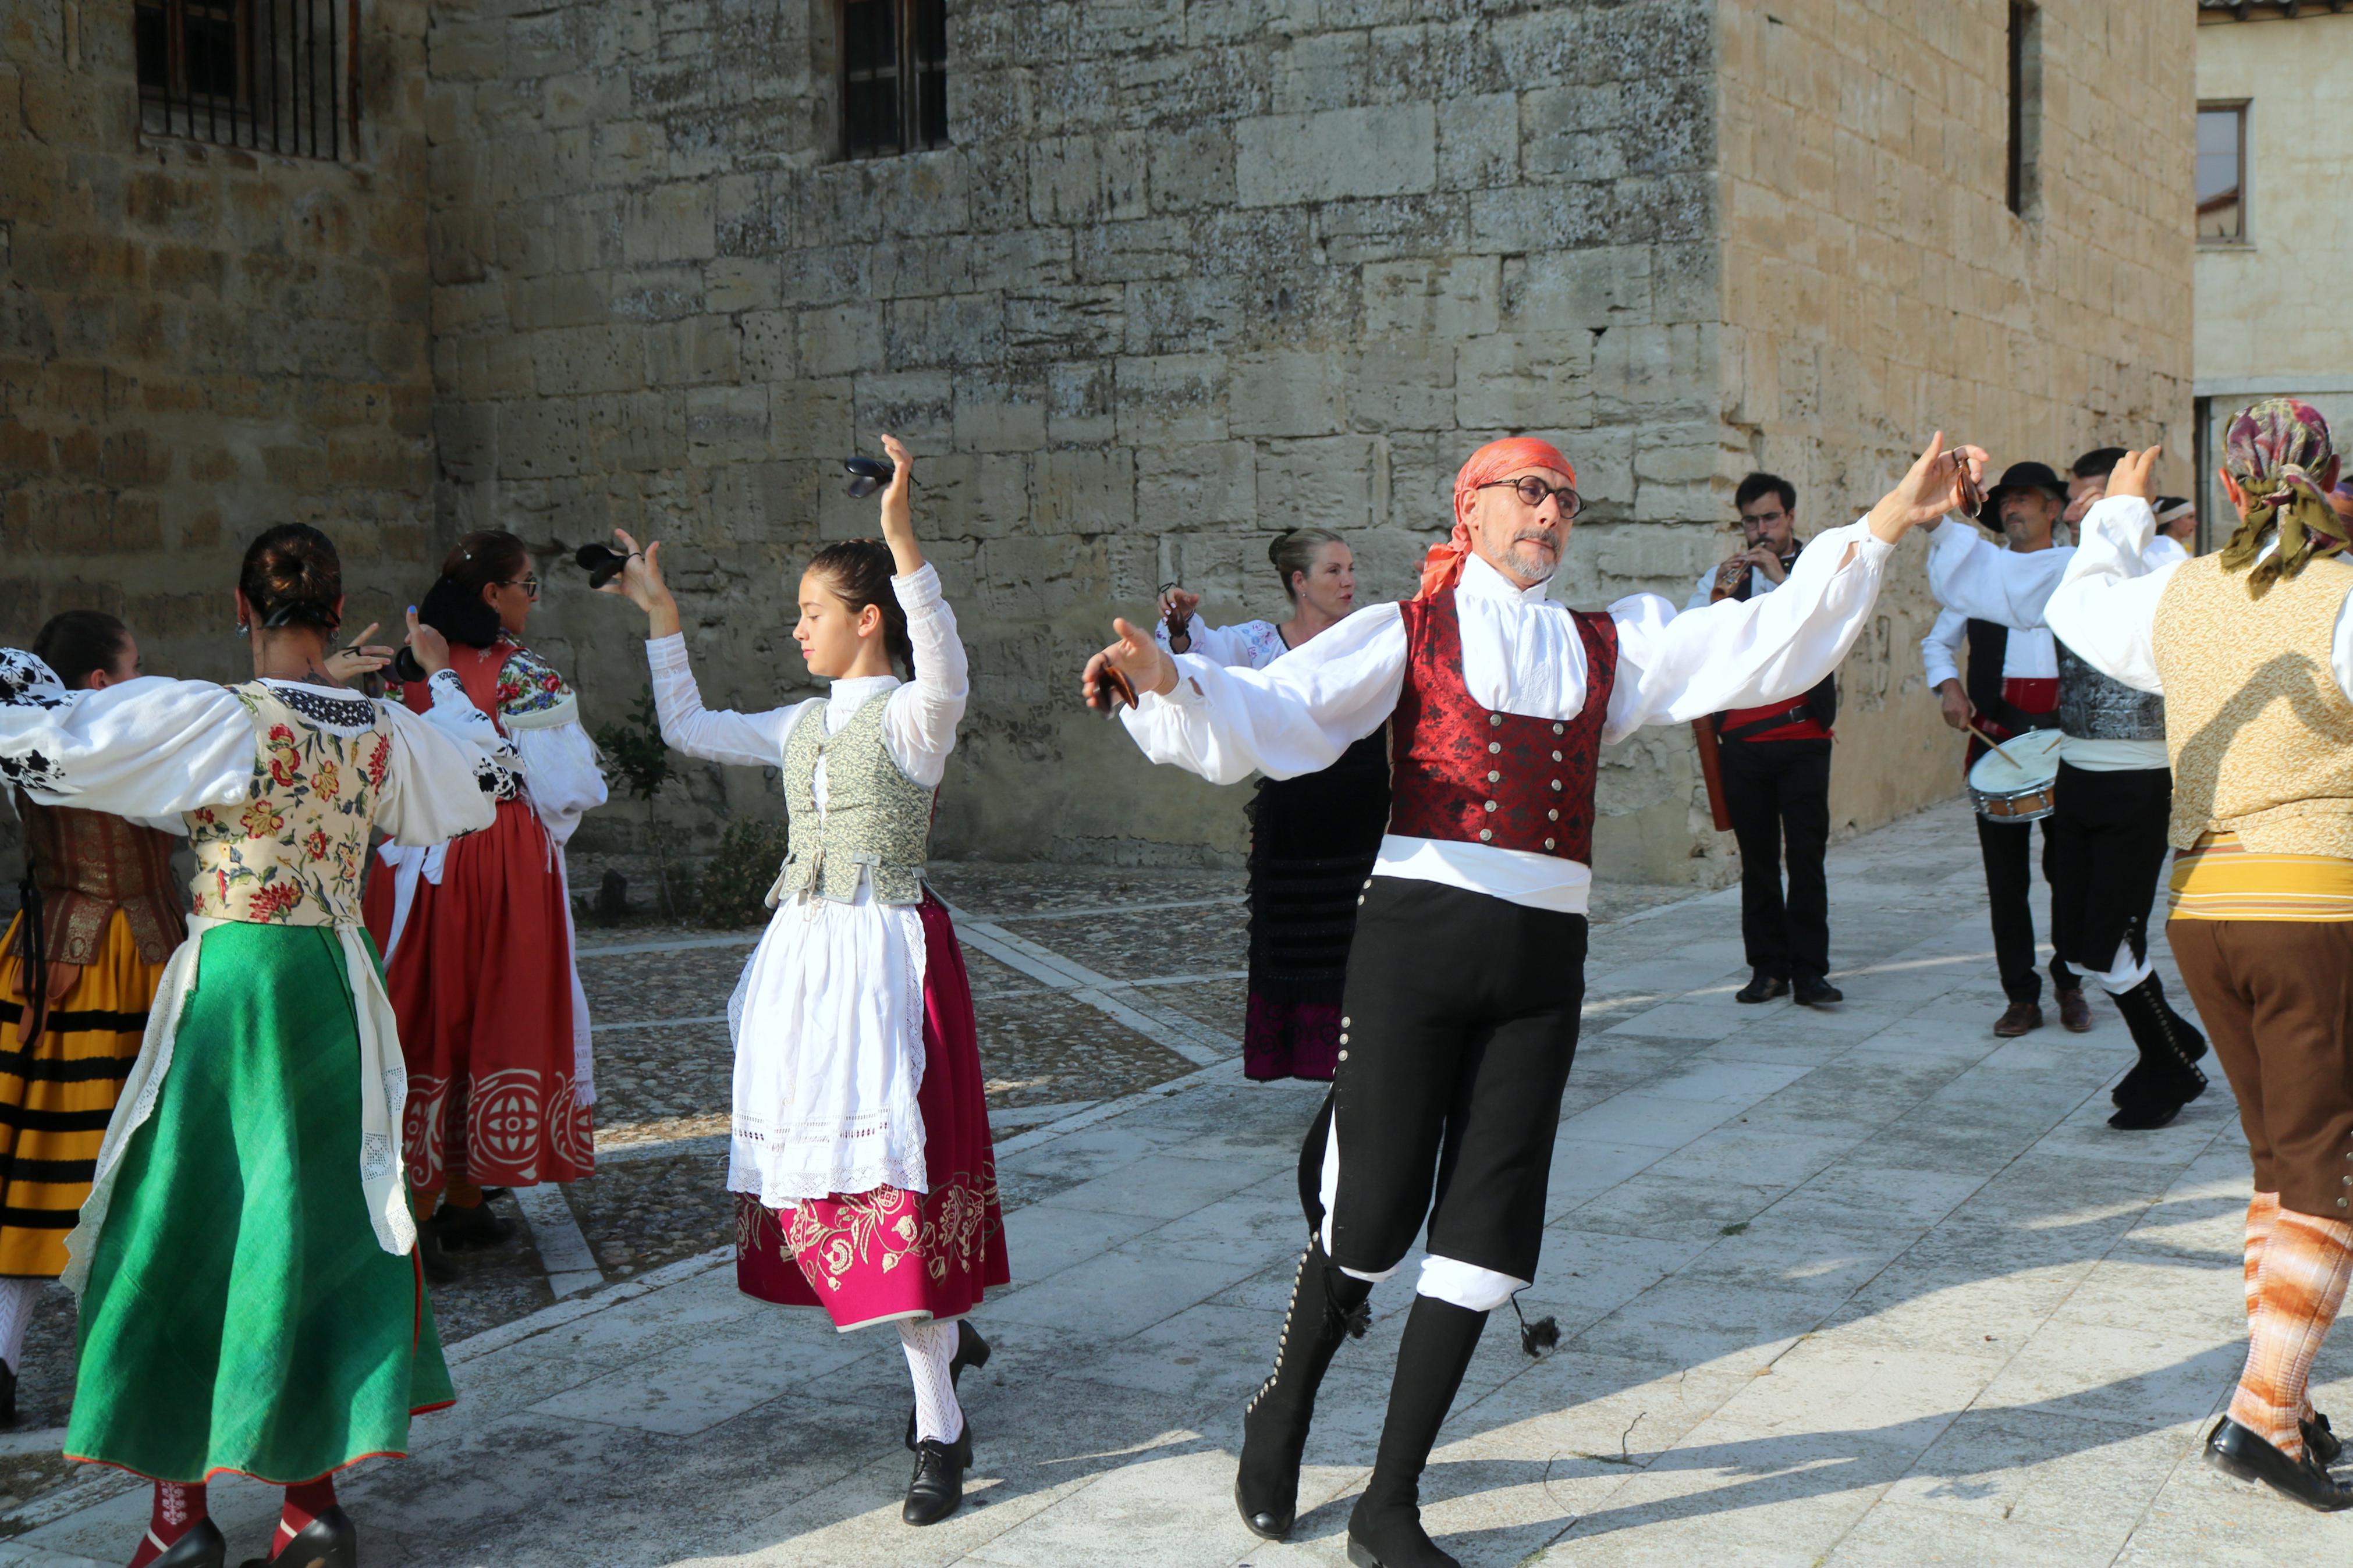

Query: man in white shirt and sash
left=1082, top=432, right=1984, bottom=1568
left=1920, top=477, right=2209, bottom=1129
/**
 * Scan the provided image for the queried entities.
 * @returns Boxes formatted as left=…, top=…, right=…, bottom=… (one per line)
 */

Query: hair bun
left=239, top=524, right=345, bottom=632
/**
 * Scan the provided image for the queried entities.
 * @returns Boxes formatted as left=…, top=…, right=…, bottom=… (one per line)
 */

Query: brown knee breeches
left=2169, top=918, right=2353, bottom=1217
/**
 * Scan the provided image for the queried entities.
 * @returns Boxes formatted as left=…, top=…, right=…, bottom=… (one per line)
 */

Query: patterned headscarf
left=1417, top=437, right=1578, bottom=600
left=2219, top=398, right=2347, bottom=598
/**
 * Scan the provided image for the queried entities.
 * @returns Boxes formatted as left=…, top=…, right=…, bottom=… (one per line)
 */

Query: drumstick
left=1965, top=720, right=2024, bottom=770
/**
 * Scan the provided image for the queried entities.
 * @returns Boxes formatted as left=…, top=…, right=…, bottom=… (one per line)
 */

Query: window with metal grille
left=840, top=0, right=947, bottom=160
left=134, top=0, right=360, bottom=161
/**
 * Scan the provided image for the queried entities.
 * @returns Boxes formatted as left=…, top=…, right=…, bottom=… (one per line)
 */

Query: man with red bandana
left=1082, top=432, right=1982, bottom=1568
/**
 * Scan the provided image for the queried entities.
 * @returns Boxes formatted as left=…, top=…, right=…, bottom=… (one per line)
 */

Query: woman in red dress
left=362, top=532, right=608, bottom=1275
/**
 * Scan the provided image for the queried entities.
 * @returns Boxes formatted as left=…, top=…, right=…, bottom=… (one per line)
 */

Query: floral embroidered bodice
left=187, top=681, right=392, bottom=926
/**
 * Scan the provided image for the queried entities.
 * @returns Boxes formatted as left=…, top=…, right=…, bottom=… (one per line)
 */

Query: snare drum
left=1966, top=728, right=2063, bottom=822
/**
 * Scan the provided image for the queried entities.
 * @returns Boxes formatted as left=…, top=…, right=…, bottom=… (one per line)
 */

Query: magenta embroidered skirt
left=735, top=893, right=1009, bottom=1331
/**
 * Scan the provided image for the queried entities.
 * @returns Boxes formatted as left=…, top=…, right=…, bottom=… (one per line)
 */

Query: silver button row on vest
left=1489, top=713, right=1503, bottom=727
left=1484, top=800, right=1497, bottom=813
left=1488, top=741, right=1502, bottom=754
left=1479, top=829, right=1493, bottom=841
left=1488, top=770, right=1500, bottom=783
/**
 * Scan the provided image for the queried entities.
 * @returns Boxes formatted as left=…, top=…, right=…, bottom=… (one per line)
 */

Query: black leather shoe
left=237, top=1504, right=359, bottom=1568
left=2308, top=1410, right=2343, bottom=1466
left=902, top=1427, right=972, bottom=1526
left=2205, top=1417, right=2353, bottom=1511
left=1734, top=972, right=1788, bottom=1005
left=0, top=1363, right=16, bottom=1430
left=151, top=1519, right=228, bottom=1568
left=1793, top=976, right=1843, bottom=1007
left=432, top=1197, right=516, bottom=1249
left=906, top=1320, right=991, bottom=1451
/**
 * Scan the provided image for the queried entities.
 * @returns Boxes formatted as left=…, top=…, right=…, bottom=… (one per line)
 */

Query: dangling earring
left=235, top=622, right=250, bottom=636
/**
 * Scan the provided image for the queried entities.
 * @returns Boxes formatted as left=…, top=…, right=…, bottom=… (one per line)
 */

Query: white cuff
left=1417, top=1256, right=1529, bottom=1313
left=645, top=632, right=689, bottom=673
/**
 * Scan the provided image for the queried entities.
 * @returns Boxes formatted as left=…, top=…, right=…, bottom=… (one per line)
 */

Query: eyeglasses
left=1475, top=477, right=1584, bottom=518
left=500, top=574, right=542, bottom=600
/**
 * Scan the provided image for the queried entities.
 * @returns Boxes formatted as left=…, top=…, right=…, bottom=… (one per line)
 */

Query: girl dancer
left=1157, top=530, right=1389, bottom=1083
left=0, top=527, right=502, bottom=1568
left=362, top=532, right=608, bottom=1275
left=600, top=435, right=1007, bottom=1526
left=0, top=613, right=174, bottom=1427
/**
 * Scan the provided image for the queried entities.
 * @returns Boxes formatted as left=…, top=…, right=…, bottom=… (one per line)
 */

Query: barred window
left=841, top=0, right=947, bottom=160
left=134, top=0, right=359, bottom=161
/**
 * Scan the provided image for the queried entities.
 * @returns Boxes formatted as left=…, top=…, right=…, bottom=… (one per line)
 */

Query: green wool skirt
left=65, top=923, right=453, bottom=1484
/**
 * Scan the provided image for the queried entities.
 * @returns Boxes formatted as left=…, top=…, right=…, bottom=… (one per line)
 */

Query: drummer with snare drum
left=1922, top=460, right=2211, bottom=1132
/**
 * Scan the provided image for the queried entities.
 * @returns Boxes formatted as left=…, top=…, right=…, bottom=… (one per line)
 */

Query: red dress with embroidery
left=360, top=642, right=593, bottom=1194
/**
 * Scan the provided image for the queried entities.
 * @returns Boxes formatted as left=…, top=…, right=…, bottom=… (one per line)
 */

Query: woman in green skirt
left=0, top=526, right=503, bottom=1568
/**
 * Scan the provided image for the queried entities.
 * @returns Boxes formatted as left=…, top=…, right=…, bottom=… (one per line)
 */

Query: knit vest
left=1386, top=589, right=1617, bottom=862
left=770, top=692, right=932, bottom=906
left=2152, top=553, right=2353, bottom=855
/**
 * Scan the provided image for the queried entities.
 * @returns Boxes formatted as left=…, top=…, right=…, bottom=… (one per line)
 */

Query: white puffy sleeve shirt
left=1122, top=522, right=1894, bottom=913
left=638, top=563, right=970, bottom=1206
left=2047, top=495, right=2353, bottom=702
left=1923, top=521, right=2181, bottom=771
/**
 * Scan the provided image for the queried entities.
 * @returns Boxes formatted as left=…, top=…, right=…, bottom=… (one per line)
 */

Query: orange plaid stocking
left=2230, top=1204, right=2353, bottom=1459
left=2242, top=1192, right=2322, bottom=1429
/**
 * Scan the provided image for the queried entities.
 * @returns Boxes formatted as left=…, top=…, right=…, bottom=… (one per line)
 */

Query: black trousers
left=1977, top=813, right=2077, bottom=1005
left=2046, top=762, right=2172, bottom=976
left=1719, top=738, right=1832, bottom=980
left=1324, top=878, right=1585, bottom=1284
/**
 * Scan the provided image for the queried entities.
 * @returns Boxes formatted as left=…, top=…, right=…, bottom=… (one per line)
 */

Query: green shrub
left=698, top=816, right=792, bottom=929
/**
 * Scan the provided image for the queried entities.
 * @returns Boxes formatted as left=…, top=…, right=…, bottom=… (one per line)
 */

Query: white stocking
left=0, top=1278, right=40, bottom=1371
left=899, top=1318, right=965, bottom=1444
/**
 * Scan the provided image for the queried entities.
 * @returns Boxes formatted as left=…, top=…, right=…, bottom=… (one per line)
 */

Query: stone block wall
left=0, top=0, right=436, bottom=877
left=424, top=0, right=1736, bottom=877
left=0, top=1, right=439, bottom=674
left=1716, top=0, right=2196, bottom=835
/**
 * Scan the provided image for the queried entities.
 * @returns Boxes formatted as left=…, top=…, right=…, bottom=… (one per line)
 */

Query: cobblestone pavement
left=13, top=799, right=2344, bottom=1567
left=0, top=855, right=1690, bottom=1470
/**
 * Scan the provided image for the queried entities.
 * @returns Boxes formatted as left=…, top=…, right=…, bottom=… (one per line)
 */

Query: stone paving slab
left=8, top=799, right=2353, bottom=1566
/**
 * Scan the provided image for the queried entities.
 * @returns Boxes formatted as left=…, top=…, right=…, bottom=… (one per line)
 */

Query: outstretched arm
left=2046, top=447, right=2177, bottom=694
left=0, top=653, right=255, bottom=819
left=1091, top=606, right=1407, bottom=785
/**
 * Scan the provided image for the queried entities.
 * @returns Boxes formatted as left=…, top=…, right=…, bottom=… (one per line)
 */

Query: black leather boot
left=2107, top=975, right=2208, bottom=1130
left=1345, top=1295, right=1486, bottom=1568
left=237, top=1505, right=358, bottom=1568
left=1234, top=1242, right=1372, bottom=1541
left=150, top=1519, right=227, bottom=1568
left=905, top=1319, right=991, bottom=1451
left=902, top=1425, right=973, bottom=1526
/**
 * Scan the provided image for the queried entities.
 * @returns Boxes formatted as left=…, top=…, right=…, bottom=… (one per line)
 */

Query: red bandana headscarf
left=1417, top=437, right=1578, bottom=600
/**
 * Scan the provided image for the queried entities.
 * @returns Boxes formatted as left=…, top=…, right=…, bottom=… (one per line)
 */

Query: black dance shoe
left=1793, top=975, right=1843, bottom=1007
left=150, top=1520, right=227, bottom=1568
left=0, top=1363, right=16, bottom=1430
left=1346, top=1505, right=1462, bottom=1568
left=1734, top=972, right=1788, bottom=1005
left=432, top=1198, right=516, bottom=1249
left=902, top=1426, right=973, bottom=1526
left=2204, top=1417, right=2353, bottom=1511
left=2308, top=1410, right=2343, bottom=1466
left=905, top=1320, right=991, bottom=1451
left=237, top=1505, right=359, bottom=1568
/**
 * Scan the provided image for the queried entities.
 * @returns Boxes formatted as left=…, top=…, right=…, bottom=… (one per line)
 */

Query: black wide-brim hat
left=1984, top=460, right=2068, bottom=512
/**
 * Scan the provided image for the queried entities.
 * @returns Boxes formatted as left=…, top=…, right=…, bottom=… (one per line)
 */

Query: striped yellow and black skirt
left=0, top=908, right=158, bottom=1279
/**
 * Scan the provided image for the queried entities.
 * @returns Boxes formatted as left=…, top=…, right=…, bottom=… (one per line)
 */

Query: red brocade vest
left=1387, top=589, right=1619, bottom=862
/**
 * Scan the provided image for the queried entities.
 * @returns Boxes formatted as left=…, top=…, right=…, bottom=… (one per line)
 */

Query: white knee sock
left=899, top=1318, right=965, bottom=1444
left=0, top=1278, right=41, bottom=1371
